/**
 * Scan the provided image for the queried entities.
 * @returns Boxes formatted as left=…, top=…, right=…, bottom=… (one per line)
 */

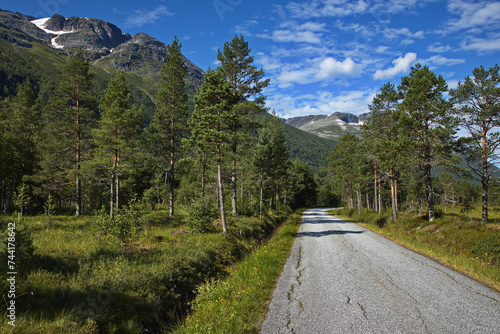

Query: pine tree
left=0, top=80, right=40, bottom=213
left=190, top=69, right=240, bottom=233
left=151, top=37, right=189, bottom=216
left=38, top=52, right=96, bottom=216
left=399, top=64, right=456, bottom=221
left=328, top=133, right=369, bottom=212
left=363, top=83, right=413, bottom=222
left=216, top=35, right=270, bottom=215
left=93, top=72, right=142, bottom=218
left=450, top=64, right=500, bottom=223
left=254, top=114, right=289, bottom=217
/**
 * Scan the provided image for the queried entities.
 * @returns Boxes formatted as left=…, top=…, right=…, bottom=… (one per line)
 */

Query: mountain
left=0, top=9, right=204, bottom=87
left=0, top=8, right=338, bottom=169
left=285, top=112, right=369, bottom=140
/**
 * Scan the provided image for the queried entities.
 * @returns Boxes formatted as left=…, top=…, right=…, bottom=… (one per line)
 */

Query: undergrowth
left=0, top=206, right=292, bottom=333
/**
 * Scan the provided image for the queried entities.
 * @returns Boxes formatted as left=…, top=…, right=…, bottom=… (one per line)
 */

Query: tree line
left=326, top=63, right=500, bottom=223
left=0, top=35, right=318, bottom=229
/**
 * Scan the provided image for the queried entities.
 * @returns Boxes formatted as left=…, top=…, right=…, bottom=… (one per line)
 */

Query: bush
left=184, top=197, right=218, bottom=233
left=95, top=203, right=142, bottom=243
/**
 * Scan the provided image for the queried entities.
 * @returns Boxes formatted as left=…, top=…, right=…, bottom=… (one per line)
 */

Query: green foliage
left=14, top=182, right=31, bottom=216
left=184, top=197, right=218, bottom=233
left=95, top=202, right=142, bottom=243
left=174, top=210, right=303, bottom=334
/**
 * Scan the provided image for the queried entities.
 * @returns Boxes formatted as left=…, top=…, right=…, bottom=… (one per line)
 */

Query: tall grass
left=173, top=210, right=304, bottom=334
left=0, top=207, right=292, bottom=333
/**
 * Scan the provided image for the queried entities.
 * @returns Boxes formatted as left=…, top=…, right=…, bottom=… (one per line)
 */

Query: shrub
left=184, top=197, right=218, bottom=233
left=95, top=202, right=142, bottom=243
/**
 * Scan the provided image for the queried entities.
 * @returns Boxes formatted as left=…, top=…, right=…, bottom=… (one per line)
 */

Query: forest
left=0, top=29, right=499, bottom=332
left=0, top=35, right=318, bottom=223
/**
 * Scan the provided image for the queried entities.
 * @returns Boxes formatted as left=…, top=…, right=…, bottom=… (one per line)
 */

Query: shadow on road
left=297, top=230, right=364, bottom=238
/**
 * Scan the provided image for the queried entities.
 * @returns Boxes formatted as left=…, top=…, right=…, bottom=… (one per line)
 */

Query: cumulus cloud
left=124, top=5, right=174, bottom=28
left=373, top=52, right=417, bottom=80
left=316, top=57, right=359, bottom=79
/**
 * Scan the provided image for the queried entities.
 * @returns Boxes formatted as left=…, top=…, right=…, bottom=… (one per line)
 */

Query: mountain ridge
left=0, top=9, right=204, bottom=86
left=284, top=112, right=369, bottom=140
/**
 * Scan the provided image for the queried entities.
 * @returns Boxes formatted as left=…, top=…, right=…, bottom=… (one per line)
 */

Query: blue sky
left=3, top=0, right=500, bottom=119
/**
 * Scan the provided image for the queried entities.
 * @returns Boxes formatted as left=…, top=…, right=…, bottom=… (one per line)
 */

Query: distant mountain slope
left=285, top=112, right=369, bottom=140
left=0, top=8, right=338, bottom=170
left=0, top=9, right=204, bottom=88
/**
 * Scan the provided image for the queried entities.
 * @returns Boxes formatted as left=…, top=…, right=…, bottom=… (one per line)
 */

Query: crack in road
left=261, top=209, right=500, bottom=334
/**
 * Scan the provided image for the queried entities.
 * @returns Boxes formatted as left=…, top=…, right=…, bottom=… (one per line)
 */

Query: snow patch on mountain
left=30, top=17, right=77, bottom=49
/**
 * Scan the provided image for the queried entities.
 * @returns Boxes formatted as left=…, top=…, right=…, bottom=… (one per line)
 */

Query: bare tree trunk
left=75, top=101, right=81, bottom=217
left=231, top=153, right=237, bottom=216
left=481, top=150, right=489, bottom=223
left=110, top=170, right=115, bottom=218
left=423, top=155, right=435, bottom=222
left=259, top=177, right=264, bottom=219
left=374, top=165, right=379, bottom=213
left=356, top=189, right=362, bottom=215
left=390, top=173, right=398, bottom=222
left=169, top=149, right=175, bottom=217
left=217, top=144, right=227, bottom=233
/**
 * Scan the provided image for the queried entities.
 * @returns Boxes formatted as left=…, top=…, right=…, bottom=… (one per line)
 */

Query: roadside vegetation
left=173, top=209, right=304, bottom=334
left=0, top=205, right=294, bottom=333
left=328, top=207, right=500, bottom=291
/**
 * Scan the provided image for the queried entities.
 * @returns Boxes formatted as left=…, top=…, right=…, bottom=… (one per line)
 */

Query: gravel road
left=261, top=208, right=500, bottom=334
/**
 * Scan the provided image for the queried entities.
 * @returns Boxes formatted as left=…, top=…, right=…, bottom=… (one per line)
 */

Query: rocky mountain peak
left=34, top=13, right=131, bottom=50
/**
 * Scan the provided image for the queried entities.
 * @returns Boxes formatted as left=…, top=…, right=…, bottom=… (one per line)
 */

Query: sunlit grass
left=0, top=207, right=292, bottom=333
left=173, top=210, right=304, bottom=334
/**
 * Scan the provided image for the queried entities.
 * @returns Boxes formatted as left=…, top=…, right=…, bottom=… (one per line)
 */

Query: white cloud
left=461, top=37, right=500, bottom=52
left=446, top=0, right=500, bottom=32
left=124, top=5, right=174, bottom=28
left=284, top=0, right=369, bottom=19
left=373, top=52, right=417, bottom=80
left=316, top=57, right=360, bottom=79
left=427, top=43, right=452, bottom=53
left=421, top=55, right=465, bottom=66
left=258, top=21, right=326, bottom=44
left=381, top=27, right=424, bottom=42
left=267, top=89, right=376, bottom=119
left=276, top=57, right=361, bottom=87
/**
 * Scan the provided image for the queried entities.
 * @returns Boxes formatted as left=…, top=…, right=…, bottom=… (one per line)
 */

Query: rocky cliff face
left=42, top=13, right=132, bottom=50
left=0, top=9, right=203, bottom=85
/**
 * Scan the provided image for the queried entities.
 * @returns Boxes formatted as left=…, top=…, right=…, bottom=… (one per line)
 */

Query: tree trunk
left=75, top=101, right=81, bottom=217
left=481, top=150, right=489, bottom=223
left=356, top=189, right=362, bottom=215
left=110, top=170, right=115, bottom=218
left=169, top=148, right=175, bottom=217
left=217, top=144, right=227, bottom=233
left=390, top=174, right=398, bottom=222
left=259, top=176, right=264, bottom=219
left=374, top=165, right=379, bottom=213
left=423, top=156, right=435, bottom=221
left=231, top=144, right=237, bottom=216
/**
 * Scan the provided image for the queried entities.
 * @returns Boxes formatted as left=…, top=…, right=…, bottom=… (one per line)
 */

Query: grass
left=172, top=209, right=304, bottom=334
left=327, top=207, right=500, bottom=292
left=0, top=206, right=293, bottom=333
